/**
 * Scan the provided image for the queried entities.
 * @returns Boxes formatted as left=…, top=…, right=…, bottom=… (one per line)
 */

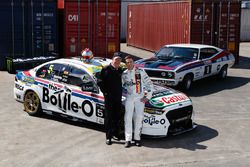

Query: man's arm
left=98, top=68, right=107, bottom=95
left=141, top=69, right=153, bottom=100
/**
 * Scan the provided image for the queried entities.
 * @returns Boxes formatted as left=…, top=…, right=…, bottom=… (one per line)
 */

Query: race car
left=14, top=56, right=196, bottom=137
left=135, top=44, right=235, bottom=90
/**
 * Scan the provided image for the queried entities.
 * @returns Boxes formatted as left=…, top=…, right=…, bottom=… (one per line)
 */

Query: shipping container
left=240, top=9, right=250, bottom=41
left=64, top=0, right=121, bottom=59
left=127, top=0, right=241, bottom=63
left=0, top=0, right=58, bottom=70
left=120, top=0, right=161, bottom=42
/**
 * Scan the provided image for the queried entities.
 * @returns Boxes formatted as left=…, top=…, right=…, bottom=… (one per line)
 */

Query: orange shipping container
left=127, top=0, right=241, bottom=63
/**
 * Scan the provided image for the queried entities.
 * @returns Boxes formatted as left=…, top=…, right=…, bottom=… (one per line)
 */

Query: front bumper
left=14, top=81, right=26, bottom=102
left=142, top=105, right=196, bottom=137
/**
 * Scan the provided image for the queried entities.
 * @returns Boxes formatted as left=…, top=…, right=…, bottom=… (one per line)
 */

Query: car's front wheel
left=24, top=91, right=42, bottom=116
left=180, top=74, right=193, bottom=91
left=218, top=65, right=228, bottom=79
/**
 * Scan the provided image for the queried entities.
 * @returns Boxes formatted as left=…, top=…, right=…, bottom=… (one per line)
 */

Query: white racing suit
left=122, top=67, right=153, bottom=141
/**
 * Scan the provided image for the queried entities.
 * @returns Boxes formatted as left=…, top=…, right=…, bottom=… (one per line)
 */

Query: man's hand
left=140, top=97, right=149, bottom=103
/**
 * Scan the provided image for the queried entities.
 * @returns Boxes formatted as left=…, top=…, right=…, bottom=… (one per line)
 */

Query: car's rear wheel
left=218, top=65, right=228, bottom=79
left=181, top=74, right=193, bottom=91
left=24, top=91, right=42, bottom=116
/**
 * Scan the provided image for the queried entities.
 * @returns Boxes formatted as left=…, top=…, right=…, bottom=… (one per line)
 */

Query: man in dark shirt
left=98, top=53, right=123, bottom=145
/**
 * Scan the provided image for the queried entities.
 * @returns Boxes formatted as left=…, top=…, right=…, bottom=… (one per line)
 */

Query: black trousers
left=104, top=97, right=122, bottom=140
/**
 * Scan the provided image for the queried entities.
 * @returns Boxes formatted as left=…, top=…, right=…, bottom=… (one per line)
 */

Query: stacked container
left=127, top=0, right=241, bottom=63
left=64, top=0, right=121, bottom=58
left=0, top=0, right=58, bottom=71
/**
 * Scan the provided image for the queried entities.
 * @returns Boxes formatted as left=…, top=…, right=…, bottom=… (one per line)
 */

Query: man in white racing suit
left=122, top=55, right=153, bottom=148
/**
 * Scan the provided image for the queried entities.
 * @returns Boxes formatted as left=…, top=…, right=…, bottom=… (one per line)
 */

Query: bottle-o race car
left=14, top=56, right=196, bottom=137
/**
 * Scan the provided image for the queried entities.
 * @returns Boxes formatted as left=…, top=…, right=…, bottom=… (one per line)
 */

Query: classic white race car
left=14, top=57, right=196, bottom=137
left=135, top=44, right=235, bottom=90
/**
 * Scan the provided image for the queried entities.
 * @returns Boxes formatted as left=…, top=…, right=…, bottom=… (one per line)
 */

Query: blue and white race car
left=14, top=57, right=196, bottom=137
left=135, top=44, right=235, bottom=90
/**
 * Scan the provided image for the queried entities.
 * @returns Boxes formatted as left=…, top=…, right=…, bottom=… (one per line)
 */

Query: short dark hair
left=125, top=55, right=133, bottom=60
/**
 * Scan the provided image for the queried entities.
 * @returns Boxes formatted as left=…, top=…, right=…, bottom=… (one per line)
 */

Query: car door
left=36, top=63, right=70, bottom=114
left=199, top=48, right=219, bottom=78
left=64, top=66, right=104, bottom=124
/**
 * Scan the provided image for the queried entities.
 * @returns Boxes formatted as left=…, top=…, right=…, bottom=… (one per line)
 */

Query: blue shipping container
left=0, top=0, right=58, bottom=70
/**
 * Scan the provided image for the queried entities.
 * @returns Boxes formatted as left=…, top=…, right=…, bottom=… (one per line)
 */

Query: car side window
left=67, top=66, right=98, bottom=93
left=36, top=63, right=69, bottom=82
left=67, top=67, right=87, bottom=86
left=200, top=48, right=218, bottom=59
left=57, top=65, right=70, bottom=83
left=36, top=64, right=50, bottom=78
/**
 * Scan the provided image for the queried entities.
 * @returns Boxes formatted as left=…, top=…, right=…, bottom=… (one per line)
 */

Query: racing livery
left=14, top=57, right=196, bottom=137
left=135, top=44, right=235, bottom=90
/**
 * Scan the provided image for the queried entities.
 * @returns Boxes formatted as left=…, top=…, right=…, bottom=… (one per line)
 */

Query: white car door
left=36, top=63, right=71, bottom=114
left=200, top=48, right=218, bottom=78
left=63, top=66, right=103, bottom=124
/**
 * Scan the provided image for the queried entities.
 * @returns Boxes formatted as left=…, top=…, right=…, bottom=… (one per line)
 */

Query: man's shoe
left=135, top=140, right=141, bottom=147
left=106, top=139, right=112, bottom=145
left=124, top=141, right=131, bottom=148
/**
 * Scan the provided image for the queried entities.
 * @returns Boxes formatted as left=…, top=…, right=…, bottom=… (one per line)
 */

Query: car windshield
left=156, top=47, right=199, bottom=60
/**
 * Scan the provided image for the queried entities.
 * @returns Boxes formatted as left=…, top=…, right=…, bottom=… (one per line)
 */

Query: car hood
left=144, top=85, right=191, bottom=110
left=122, top=85, right=191, bottom=110
left=135, top=57, right=192, bottom=71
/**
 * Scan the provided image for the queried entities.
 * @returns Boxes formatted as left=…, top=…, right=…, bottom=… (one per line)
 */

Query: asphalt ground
left=0, top=43, right=250, bottom=167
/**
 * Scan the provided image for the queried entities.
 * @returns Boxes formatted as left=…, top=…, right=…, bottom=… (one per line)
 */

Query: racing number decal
left=204, top=65, right=212, bottom=75
left=96, top=104, right=105, bottom=118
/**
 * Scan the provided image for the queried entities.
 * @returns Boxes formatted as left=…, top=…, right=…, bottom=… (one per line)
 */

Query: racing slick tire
left=180, top=74, right=193, bottom=91
left=217, top=65, right=228, bottom=80
left=24, top=91, right=42, bottom=116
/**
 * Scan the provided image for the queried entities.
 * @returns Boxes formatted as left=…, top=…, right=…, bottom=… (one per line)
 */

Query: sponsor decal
left=149, top=94, right=189, bottom=108
left=144, top=108, right=162, bottom=115
left=123, top=80, right=135, bottom=87
left=42, top=87, right=94, bottom=117
left=82, top=85, right=94, bottom=91
left=135, top=73, right=142, bottom=94
left=161, top=94, right=188, bottom=105
left=149, top=98, right=165, bottom=108
left=15, top=83, right=24, bottom=91
left=144, top=115, right=165, bottom=126
left=23, top=76, right=35, bottom=84
left=152, top=79, right=170, bottom=86
left=53, top=75, right=62, bottom=82
left=175, top=115, right=190, bottom=123
left=97, top=118, right=104, bottom=124
left=16, top=94, right=21, bottom=99
left=48, top=84, right=59, bottom=91
left=152, top=91, right=171, bottom=98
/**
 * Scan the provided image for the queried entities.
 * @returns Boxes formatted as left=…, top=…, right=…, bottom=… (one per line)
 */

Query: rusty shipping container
left=127, top=0, right=241, bottom=63
left=64, top=0, right=121, bottom=58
